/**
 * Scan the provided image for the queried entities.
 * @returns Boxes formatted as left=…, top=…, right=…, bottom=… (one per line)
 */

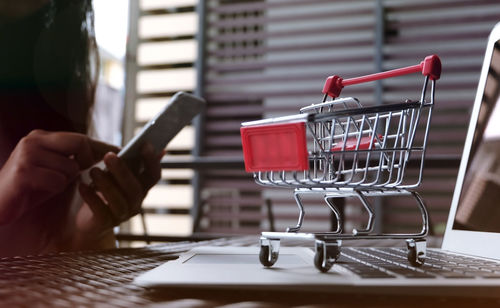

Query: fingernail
left=104, top=152, right=118, bottom=165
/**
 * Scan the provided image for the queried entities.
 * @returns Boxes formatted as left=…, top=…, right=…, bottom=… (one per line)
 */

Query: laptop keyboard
left=339, top=247, right=500, bottom=279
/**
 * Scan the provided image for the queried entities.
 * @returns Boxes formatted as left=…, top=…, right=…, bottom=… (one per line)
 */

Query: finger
left=31, top=130, right=119, bottom=169
left=29, top=148, right=80, bottom=181
left=103, top=152, right=143, bottom=207
left=78, top=183, right=116, bottom=228
left=90, top=168, right=130, bottom=222
left=139, top=143, right=162, bottom=191
left=30, top=130, right=94, bottom=168
left=29, top=166, right=68, bottom=193
left=159, top=149, right=167, bottom=159
left=88, top=139, right=120, bottom=162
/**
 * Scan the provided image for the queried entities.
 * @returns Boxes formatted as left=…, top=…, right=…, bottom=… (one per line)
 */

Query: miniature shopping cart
left=240, top=55, right=441, bottom=272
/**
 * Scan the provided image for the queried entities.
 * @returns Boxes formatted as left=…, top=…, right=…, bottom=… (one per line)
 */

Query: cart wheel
left=259, top=244, right=278, bottom=267
left=259, top=238, right=280, bottom=267
left=314, top=247, right=333, bottom=272
left=314, top=241, right=340, bottom=273
left=406, top=239, right=426, bottom=267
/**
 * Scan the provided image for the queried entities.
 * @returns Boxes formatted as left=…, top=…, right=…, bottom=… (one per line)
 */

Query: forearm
left=63, top=201, right=118, bottom=252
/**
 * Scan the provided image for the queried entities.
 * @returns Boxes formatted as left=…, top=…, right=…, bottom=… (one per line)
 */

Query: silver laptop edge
left=442, top=22, right=500, bottom=258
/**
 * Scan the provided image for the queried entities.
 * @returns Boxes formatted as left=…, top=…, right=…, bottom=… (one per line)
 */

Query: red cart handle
left=322, top=54, right=441, bottom=98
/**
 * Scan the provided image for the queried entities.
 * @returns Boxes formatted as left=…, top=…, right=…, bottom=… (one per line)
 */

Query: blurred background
left=92, top=0, right=500, bottom=247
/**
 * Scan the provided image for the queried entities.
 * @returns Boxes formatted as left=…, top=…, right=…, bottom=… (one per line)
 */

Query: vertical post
left=119, top=0, right=141, bottom=242
left=373, top=0, right=385, bottom=234
left=123, top=0, right=140, bottom=147
left=191, top=0, right=208, bottom=233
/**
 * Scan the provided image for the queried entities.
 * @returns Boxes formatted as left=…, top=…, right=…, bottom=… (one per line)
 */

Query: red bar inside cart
left=240, top=122, right=309, bottom=172
left=331, top=135, right=382, bottom=152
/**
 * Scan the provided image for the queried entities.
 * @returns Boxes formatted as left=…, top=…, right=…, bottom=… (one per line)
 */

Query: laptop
left=135, top=22, right=500, bottom=297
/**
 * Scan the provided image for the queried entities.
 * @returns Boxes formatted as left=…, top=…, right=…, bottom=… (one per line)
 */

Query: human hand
left=0, top=129, right=118, bottom=225
left=77, top=143, right=163, bottom=234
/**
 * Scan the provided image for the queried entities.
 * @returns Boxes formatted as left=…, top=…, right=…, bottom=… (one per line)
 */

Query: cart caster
left=314, top=240, right=341, bottom=273
left=406, top=239, right=426, bottom=267
left=259, top=237, right=280, bottom=267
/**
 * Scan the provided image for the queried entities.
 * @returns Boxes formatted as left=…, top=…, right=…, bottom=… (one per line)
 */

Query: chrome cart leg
left=352, top=190, right=375, bottom=235
left=287, top=190, right=305, bottom=233
left=324, top=195, right=343, bottom=234
left=259, top=236, right=280, bottom=267
left=406, top=238, right=426, bottom=267
left=411, top=191, right=429, bottom=237
left=314, top=240, right=342, bottom=273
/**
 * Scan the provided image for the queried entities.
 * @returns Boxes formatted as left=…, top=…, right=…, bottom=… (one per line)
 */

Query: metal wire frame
left=253, top=76, right=435, bottom=191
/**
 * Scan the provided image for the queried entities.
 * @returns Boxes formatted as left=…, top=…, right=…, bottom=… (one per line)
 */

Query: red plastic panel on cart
left=331, top=135, right=382, bottom=151
left=241, top=122, right=309, bottom=172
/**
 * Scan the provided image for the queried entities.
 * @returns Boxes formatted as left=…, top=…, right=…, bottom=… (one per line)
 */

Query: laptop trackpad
left=134, top=246, right=349, bottom=289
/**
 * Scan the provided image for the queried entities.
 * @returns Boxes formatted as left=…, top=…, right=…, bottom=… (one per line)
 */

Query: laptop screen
left=452, top=40, right=500, bottom=232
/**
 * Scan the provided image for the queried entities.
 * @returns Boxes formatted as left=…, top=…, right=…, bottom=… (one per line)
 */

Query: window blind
left=197, top=0, right=500, bottom=235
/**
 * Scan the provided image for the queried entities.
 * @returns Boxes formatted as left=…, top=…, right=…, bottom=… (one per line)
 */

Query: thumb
left=87, top=139, right=120, bottom=164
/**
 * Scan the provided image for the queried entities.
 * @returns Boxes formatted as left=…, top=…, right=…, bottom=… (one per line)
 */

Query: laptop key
left=358, top=274, right=395, bottom=279
left=440, top=272, right=474, bottom=278
left=387, top=269, right=435, bottom=278
left=480, top=266, right=500, bottom=271
left=482, top=274, right=500, bottom=278
left=340, top=267, right=396, bottom=278
left=463, top=270, right=497, bottom=277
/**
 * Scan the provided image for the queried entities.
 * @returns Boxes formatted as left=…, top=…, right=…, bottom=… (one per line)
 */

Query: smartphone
left=119, top=91, right=205, bottom=173
left=81, top=91, right=205, bottom=184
